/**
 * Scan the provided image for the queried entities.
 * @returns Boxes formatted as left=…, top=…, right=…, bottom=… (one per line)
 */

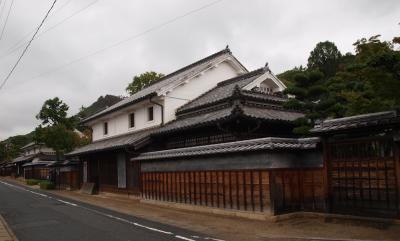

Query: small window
left=147, top=106, right=154, bottom=121
left=129, top=113, right=135, bottom=128
left=103, top=122, right=108, bottom=135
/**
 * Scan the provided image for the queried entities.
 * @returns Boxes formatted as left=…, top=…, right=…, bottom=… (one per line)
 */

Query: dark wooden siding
left=142, top=170, right=271, bottom=213
left=270, top=169, right=326, bottom=214
left=327, top=136, right=400, bottom=218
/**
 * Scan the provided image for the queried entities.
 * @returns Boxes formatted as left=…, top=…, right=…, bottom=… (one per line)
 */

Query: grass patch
left=26, top=179, right=41, bottom=185
left=39, top=180, right=55, bottom=190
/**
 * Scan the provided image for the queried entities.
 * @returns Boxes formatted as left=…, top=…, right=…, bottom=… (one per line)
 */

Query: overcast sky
left=0, top=0, right=399, bottom=140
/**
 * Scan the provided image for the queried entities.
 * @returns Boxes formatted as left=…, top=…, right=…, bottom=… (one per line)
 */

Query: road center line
left=175, top=235, right=196, bottom=241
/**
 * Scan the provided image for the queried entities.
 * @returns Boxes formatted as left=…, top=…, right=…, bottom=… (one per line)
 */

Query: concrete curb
left=141, top=199, right=273, bottom=221
left=0, top=215, right=18, bottom=241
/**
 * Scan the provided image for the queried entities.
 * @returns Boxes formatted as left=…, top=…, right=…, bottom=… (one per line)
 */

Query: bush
left=39, top=180, right=55, bottom=190
left=26, top=179, right=41, bottom=185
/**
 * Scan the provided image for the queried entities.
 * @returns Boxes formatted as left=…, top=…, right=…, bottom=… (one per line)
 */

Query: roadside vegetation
left=279, top=35, right=400, bottom=134
left=26, top=179, right=55, bottom=190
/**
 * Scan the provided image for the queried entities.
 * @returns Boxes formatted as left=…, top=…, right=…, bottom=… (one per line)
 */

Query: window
left=103, top=122, right=108, bottom=135
left=147, top=106, right=154, bottom=121
left=129, top=113, right=135, bottom=128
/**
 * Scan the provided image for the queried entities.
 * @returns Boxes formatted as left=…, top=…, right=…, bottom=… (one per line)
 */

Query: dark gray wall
left=141, top=150, right=323, bottom=172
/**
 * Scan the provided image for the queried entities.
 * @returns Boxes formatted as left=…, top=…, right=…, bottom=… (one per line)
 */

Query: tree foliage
left=0, top=134, right=33, bottom=162
left=36, top=97, right=76, bottom=129
left=282, top=35, right=400, bottom=135
left=126, top=71, right=164, bottom=95
left=34, top=98, right=87, bottom=158
left=307, top=41, right=342, bottom=77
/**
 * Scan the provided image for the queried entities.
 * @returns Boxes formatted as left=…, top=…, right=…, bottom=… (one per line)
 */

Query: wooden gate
left=328, top=136, right=400, bottom=218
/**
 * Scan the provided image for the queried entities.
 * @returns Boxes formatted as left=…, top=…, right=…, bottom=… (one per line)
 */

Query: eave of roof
left=12, top=153, right=36, bottom=163
left=132, top=137, right=320, bottom=161
left=23, top=161, right=55, bottom=167
left=153, top=104, right=304, bottom=136
left=66, top=127, right=156, bottom=156
left=311, top=110, right=400, bottom=133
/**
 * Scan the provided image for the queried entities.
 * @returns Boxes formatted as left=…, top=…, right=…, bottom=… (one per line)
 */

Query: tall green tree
left=126, top=71, right=164, bottom=95
left=36, top=97, right=76, bottom=129
left=34, top=98, right=84, bottom=159
left=307, top=41, right=342, bottom=77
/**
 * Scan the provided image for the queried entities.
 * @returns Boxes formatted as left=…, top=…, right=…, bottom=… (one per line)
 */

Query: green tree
left=282, top=35, right=400, bottom=135
left=34, top=125, right=82, bottom=156
left=35, top=98, right=85, bottom=159
left=308, top=41, right=342, bottom=77
left=126, top=71, right=164, bottom=95
left=36, top=97, right=76, bottom=129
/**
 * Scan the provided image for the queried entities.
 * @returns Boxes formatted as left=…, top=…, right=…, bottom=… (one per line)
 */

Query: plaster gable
left=242, top=71, right=286, bottom=93
left=157, top=56, right=247, bottom=97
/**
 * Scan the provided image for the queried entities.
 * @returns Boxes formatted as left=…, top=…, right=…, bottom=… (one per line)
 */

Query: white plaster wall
left=91, top=102, right=162, bottom=141
left=164, top=62, right=239, bottom=123
left=39, top=146, right=54, bottom=153
left=89, top=61, right=241, bottom=141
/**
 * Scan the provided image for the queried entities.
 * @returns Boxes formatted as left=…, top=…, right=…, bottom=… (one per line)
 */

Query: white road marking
left=0, top=180, right=221, bottom=241
left=133, top=222, right=173, bottom=235
left=191, top=235, right=226, bottom=241
left=56, top=199, right=78, bottom=207
left=175, top=235, right=196, bottom=241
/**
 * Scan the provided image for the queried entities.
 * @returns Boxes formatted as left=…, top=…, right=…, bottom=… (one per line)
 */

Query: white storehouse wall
left=90, top=60, right=243, bottom=142
left=163, top=61, right=240, bottom=123
left=91, top=102, right=163, bottom=141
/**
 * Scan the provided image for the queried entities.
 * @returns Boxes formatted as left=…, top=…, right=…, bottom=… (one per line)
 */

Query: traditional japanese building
left=133, top=66, right=325, bottom=215
left=4, top=142, right=57, bottom=179
left=67, top=47, right=248, bottom=195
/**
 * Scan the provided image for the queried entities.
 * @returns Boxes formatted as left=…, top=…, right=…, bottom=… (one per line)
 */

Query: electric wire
left=1, top=0, right=97, bottom=59
left=27, top=0, right=223, bottom=82
left=0, top=0, right=12, bottom=41
left=0, top=0, right=6, bottom=27
left=0, top=0, right=58, bottom=90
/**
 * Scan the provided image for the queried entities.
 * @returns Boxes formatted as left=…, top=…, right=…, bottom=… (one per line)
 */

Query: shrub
left=39, top=180, right=55, bottom=190
left=26, top=179, right=40, bottom=185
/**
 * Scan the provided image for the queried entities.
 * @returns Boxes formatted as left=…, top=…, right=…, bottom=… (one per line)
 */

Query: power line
left=0, top=0, right=58, bottom=90
left=0, top=0, right=13, bottom=41
left=0, top=0, right=5, bottom=23
left=1, top=0, right=97, bottom=59
left=27, top=0, right=223, bottom=82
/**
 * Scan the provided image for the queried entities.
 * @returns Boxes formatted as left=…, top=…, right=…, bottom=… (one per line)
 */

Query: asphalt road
left=0, top=180, right=223, bottom=241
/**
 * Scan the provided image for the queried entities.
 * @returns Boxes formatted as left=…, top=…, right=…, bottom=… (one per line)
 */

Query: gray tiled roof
left=132, top=137, right=320, bottom=161
left=82, top=48, right=241, bottom=123
left=12, top=154, right=36, bottom=163
left=311, top=110, right=400, bottom=133
left=23, top=161, right=55, bottom=167
left=67, top=127, right=156, bottom=156
left=241, top=106, right=304, bottom=121
left=154, top=105, right=304, bottom=135
left=154, top=107, right=234, bottom=134
left=177, top=68, right=287, bottom=114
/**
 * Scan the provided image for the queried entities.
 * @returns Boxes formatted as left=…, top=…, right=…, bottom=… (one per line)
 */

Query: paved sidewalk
left=0, top=215, right=15, bottom=241
left=2, top=177, right=400, bottom=241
